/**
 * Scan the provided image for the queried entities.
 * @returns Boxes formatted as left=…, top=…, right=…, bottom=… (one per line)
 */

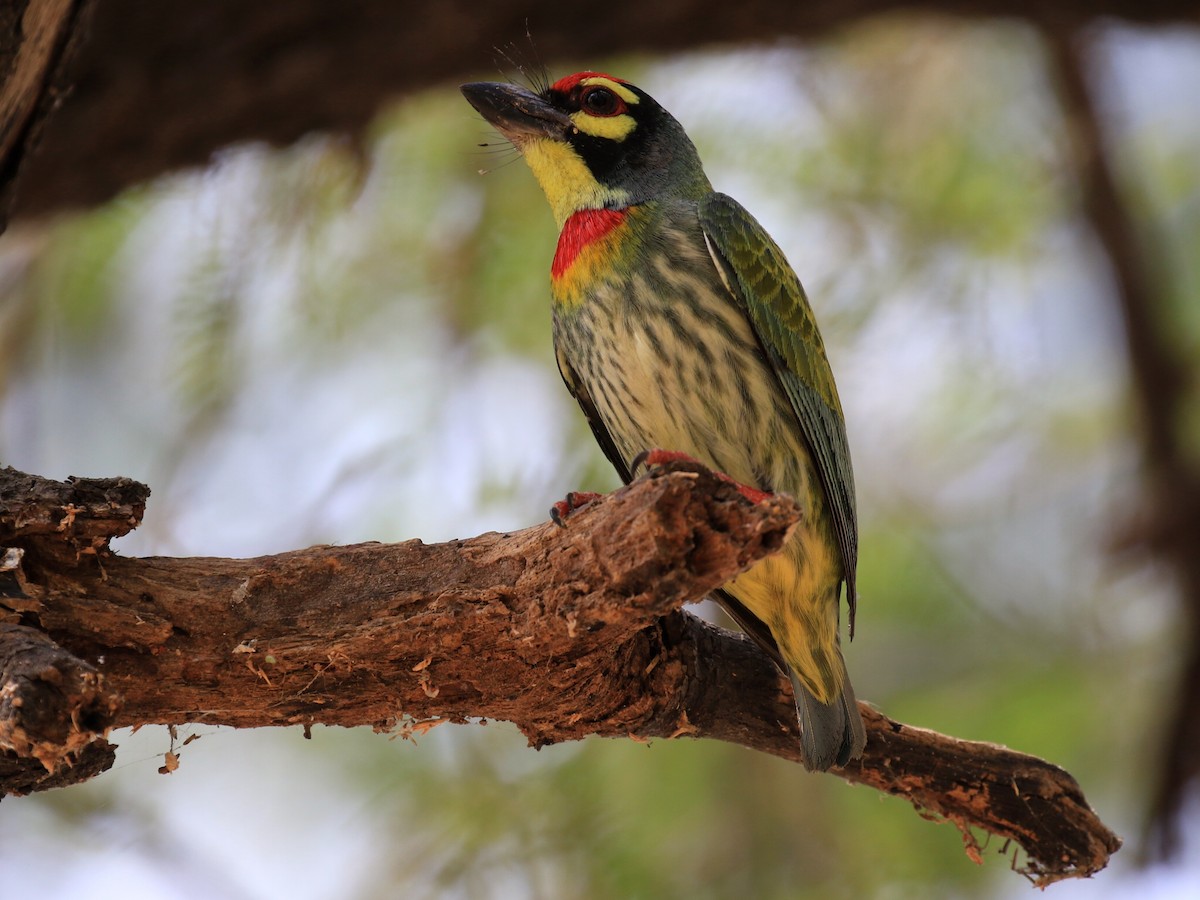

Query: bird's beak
left=461, top=82, right=574, bottom=144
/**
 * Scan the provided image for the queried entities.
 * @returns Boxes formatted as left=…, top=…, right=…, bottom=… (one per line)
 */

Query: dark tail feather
left=790, top=660, right=866, bottom=772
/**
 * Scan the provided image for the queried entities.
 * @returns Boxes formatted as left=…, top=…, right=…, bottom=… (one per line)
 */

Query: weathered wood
left=0, top=623, right=117, bottom=774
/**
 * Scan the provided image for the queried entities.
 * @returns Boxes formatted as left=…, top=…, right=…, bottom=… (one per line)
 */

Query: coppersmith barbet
left=462, top=71, right=865, bottom=771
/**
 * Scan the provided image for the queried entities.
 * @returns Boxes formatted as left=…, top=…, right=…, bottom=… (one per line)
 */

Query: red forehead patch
left=550, top=71, right=627, bottom=94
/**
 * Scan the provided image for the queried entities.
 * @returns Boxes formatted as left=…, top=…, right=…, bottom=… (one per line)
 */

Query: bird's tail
left=790, top=654, right=866, bottom=772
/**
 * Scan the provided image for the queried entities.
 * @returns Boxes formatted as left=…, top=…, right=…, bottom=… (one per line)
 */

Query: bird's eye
left=580, top=86, right=623, bottom=117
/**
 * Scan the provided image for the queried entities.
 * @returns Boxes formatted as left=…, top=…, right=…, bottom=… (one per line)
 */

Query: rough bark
left=1, top=0, right=1197, bottom=222
left=1, top=464, right=1119, bottom=886
left=0, top=623, right=117, bottom=790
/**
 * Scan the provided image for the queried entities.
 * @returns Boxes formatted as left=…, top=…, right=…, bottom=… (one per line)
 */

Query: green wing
left=698, top=192, right=859, bottom=635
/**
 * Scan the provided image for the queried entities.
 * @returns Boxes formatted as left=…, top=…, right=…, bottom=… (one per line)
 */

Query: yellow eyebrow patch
left=579, top=77, right=639, bottom=105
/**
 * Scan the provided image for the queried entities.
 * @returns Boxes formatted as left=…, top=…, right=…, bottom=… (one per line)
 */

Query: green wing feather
left=698, top=192, right=860, bottom=635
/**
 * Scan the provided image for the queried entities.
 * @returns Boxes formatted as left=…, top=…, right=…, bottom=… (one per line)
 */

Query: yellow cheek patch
left=569, top=111, right=637, bottom=141
left=521, top=138, right=630, bottom=227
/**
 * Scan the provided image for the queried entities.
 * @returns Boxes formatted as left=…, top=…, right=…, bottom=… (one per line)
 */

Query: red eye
left=580, top=86, right=625, bottom=117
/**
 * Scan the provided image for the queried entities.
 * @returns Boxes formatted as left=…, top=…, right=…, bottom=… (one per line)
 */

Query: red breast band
left=552, top=208, right=628, bottom=278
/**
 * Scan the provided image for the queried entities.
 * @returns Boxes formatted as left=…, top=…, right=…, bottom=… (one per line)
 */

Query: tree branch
left=1, top=464, right=1119, bottom=884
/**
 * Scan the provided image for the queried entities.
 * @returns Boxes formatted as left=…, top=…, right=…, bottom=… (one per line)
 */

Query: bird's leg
left=631, top=449, right=773, bottom=504
left=550, top=491, right=605, bottom=527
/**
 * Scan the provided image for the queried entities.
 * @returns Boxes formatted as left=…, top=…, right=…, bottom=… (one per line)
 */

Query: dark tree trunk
left=1, top=0, right=1197, bottom=222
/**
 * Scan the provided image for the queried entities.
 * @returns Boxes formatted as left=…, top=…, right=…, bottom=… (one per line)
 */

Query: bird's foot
left=630, top=449, right=773, bottom=504
left=550, top=491, right=604, bottom=527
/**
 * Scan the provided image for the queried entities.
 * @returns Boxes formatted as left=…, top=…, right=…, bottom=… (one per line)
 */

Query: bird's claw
left=550, top=490, right=604, bottom=527
left=630, top=448, right=696, bottom=477
left=630, top=448, right=773, bottom=504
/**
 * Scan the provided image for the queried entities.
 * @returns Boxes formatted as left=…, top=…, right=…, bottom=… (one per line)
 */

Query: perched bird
left=462, top=71, right=865, bottom=771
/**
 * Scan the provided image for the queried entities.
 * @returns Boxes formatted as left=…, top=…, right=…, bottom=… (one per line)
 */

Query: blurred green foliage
left=3, top=14, right=1200, bottom=900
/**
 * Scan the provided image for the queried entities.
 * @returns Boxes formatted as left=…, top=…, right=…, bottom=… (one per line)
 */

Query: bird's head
left=461, top=72, right=712, bottom=227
